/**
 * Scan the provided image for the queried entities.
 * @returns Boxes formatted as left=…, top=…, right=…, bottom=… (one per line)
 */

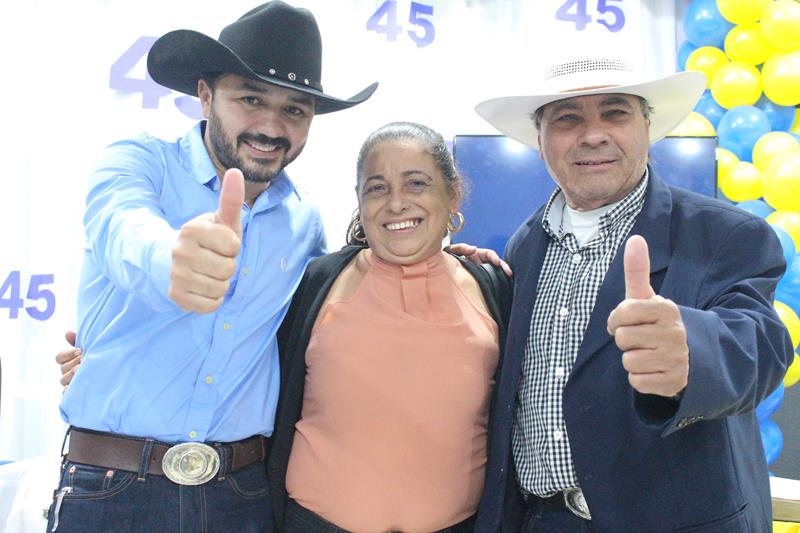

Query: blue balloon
left=777, top=254, right=800, bottom=314
left=736, top=200, right=774, bottom=218
left=717, top=106, right=772, bottom=162
left=760, top=418, right=783, bottom=465
left=683, top=0, right=734, bottom=48
left=694, top=90, right=726, bottom=129
left=755, top=95, right=796, bottom=132
left=756, top=383, right=785, bottom=423
left=770, top=225, right=797, bottom=268
left=678, top=40, right=698, bottom=71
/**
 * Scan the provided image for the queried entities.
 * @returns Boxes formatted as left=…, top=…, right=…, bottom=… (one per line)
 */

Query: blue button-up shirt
left=60, top=122, right=326, bottom=443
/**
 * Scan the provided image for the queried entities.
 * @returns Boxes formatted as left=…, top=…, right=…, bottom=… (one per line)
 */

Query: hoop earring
left=447, top=211, right=465, bottom=234
left=351, top=216, right=367, bottom=243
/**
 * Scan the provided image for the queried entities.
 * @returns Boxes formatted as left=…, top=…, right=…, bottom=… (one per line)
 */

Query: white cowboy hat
left=474, top=58, right=706, bottom=149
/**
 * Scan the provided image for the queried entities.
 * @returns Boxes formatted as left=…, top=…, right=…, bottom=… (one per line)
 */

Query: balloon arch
left=675, top=0, right=800, bottom=469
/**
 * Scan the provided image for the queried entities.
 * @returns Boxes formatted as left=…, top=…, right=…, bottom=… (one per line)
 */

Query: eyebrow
left=237, top=81, right=314, bottom=107
left=363, top=170, right=433, bottom=182
left=548, top=100, right=583, bottom=115
left=547, top=95, right=635, bottom=115
left=598, top=96, right=635, bottom=109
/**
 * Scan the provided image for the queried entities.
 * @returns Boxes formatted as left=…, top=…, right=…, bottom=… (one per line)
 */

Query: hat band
left=254, top=67, right=322, bottom=92
left=560, top=84, right=622, bottom=94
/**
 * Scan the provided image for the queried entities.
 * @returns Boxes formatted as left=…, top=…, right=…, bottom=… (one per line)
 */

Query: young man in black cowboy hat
left=47, top=2, right=376, bottom=531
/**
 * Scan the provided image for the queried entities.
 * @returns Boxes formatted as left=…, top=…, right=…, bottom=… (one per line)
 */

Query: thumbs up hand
left=169, top=169, right=244, bottom=313
left=607, top=235, right=689, bottom=397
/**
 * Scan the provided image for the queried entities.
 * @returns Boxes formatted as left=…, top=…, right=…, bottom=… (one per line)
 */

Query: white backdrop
left=0, top=0, right=677, bottom=462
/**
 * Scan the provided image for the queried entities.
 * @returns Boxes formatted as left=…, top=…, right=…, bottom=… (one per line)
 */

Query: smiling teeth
left=247, top=141, right=278, bottom=152
left=385, top=219, right=419, bottom=230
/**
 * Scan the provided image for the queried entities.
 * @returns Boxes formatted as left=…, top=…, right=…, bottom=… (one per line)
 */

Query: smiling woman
left=353, top=122, right=463, bottom=264
left=268, top=122, right=512, bottom=532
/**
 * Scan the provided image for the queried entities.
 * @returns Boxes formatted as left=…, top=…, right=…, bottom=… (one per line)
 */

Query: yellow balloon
left=792, top=108, right=800, bottom=135
left=716, top=0, right=771, bottom=25
left=668, top=111, right=716, bottom=137
left=752, top=131, right=800, bottom=172
left=710, top=62, right=762, bottom=108
left=724, top=24, right=770, bottom=65
left=767, top=210, right=800, bottom=250
left=775, top=300, right=800, bottom=350
left=774, top=521, right=800, bottom=533
left=685, top=46, right=729, bottom=88
left=762, top=0, right=800, bottom=51
left=719, top=161, right=762, bottom=202
left=763, top=152, right=800, bottom=211
left=785, top=353, right=800, bottom=388
left=716, top=148, right=739, bottom=186
left=763, top=49, right=800, bottom=107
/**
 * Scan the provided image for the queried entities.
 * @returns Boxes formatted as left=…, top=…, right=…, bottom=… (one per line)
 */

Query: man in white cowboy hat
left=473, top=59, right=793, bottom=531
left=46, top=2, right=376, bottom=531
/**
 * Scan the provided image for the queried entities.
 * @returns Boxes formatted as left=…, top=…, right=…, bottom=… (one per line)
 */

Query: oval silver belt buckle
left=563, top=487, right=592, bottom=520
left=162, top=442, right=220, bottom=486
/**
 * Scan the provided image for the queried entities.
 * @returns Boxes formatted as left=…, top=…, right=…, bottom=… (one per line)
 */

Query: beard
left=206, top=108, right=301, bottom=184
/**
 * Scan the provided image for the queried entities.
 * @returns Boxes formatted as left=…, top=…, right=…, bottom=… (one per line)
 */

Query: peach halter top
left=286, top=249, right=499, bottom=533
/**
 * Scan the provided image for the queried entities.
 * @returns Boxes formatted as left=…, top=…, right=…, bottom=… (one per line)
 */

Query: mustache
left=238, top=133, right=291, bottom=153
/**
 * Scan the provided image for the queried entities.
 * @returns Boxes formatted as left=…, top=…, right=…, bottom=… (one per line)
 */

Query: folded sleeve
left=664, top=217, right=793, bottom=435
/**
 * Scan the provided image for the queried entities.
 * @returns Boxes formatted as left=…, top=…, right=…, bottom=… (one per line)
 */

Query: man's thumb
left=215, top=168, right=244, bottom=236
left=624, top=235, right=654, bottom=299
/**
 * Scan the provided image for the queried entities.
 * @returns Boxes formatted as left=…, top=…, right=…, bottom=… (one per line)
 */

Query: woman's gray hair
left=347, top=121, right=466, bottom=245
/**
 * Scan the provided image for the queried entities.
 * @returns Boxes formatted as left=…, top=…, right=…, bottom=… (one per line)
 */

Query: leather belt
left=66, top=427, right=269, bottom=484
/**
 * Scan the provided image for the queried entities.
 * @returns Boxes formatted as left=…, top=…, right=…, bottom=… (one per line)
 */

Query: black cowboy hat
left=146, top=0, right=377, bottom=114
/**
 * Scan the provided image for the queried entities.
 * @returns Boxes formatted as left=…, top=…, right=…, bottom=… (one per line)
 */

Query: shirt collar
left=541, top=167, right=649, bottom=240
left=179, top=121, right=218, bottom=187
left=178, top=121, right=303, bottom=212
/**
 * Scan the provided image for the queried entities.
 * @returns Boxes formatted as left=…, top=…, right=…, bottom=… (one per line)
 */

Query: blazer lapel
left=507, top=211, right=549, bottom=363
left=571, top=172, right=674, bottom=374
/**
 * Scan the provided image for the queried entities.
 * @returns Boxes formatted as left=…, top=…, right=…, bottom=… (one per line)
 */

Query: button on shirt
left=513, top=172, right=648, bottom=497
left=60, top=122, right=326, bottom=443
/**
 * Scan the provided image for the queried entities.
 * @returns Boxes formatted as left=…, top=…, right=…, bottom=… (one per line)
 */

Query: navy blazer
left=474, top=173, right=793, bottom=532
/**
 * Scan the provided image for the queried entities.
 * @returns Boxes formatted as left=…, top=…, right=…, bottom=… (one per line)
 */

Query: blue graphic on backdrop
left=110, top=36, right=203, bottom=119
left=367, top=1, right=435, bottom=47
left=0, top=272, right=55, bottom=321
left=555, top=0, right=626, bottom=33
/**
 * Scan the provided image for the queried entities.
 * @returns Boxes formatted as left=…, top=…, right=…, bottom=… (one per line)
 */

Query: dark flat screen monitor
left=453, top=135, right=718, bottom=256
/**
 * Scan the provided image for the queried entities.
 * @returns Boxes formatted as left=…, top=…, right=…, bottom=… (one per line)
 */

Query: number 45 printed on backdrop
left=556, top=0, right=626, bottom=33
left=367, top=1, right=435, bottom=47
left=0, top=272, right=55, bottom=321
left=109, top=36, right=204, bottom=118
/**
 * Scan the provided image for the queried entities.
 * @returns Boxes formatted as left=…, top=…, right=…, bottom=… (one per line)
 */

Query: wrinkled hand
left=55, top=330, right=81, bottom=387
left=607, top=235, right=689, bottom=397
left=447, top=243, right=513, bottom=277
left=169, top=169, right=244, bottom=313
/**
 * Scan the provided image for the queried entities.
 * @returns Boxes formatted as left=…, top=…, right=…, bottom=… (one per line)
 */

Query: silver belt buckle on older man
left=563, top=488, right=592, bottom=520
left=162, top=442, right=221, bottom=485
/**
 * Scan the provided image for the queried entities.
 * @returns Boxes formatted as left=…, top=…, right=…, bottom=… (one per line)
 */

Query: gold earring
left=447, top=211, right=465, bottom=234
left=350, top=215, right=367, bottom=243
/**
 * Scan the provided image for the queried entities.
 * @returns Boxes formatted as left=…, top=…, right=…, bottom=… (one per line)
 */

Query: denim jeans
left=520, top=494, right=594, bottom=533
left=45, top=459, right=273, bottom=533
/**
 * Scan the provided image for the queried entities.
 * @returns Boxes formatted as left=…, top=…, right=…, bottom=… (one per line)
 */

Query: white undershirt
left=560, top=201, right=618, bottom=247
